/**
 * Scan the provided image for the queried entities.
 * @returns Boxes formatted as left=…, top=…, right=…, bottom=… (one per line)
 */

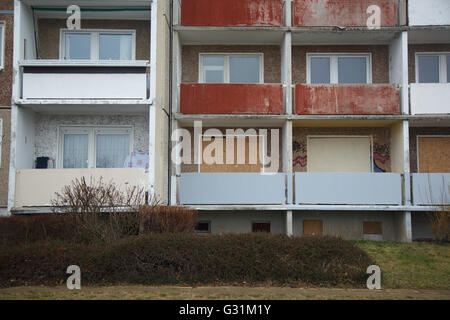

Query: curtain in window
left=63, top=134, right=89, bottom=168
left=65, top=33, right=91, bottom=60
left=96, top=134, right=130, bottom=168
left=99, top=34, right=132, bottom=60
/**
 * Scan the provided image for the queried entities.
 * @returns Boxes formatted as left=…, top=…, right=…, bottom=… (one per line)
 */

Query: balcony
left=20, top=60, right=149, bottom=101
left=412, top=173, right=450, bottom=205
left=410, top=84, right=450, bottom=115
left=294, top=173, right=403, bottom=205
left=294, top=84, right=400, bottom=115
left=14, top=168, right=148, bottom=208
left=179, top=173, right=287, bottom=205
left=180, top=0, right=284, bottom=27
left=180, top=84, right=284, bottom=114
left=293, top=0, right=400, bottom=27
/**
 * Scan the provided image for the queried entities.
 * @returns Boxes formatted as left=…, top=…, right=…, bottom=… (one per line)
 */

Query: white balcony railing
left=20, top=60, right=149, bottom=100
left=410, top=84, right=450, bottom=115
left=412, top=173, right=450, bottom=205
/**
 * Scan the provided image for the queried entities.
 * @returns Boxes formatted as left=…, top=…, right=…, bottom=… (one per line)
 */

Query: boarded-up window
left=200, top=135, right=263, bottom=173
left=418, top=137, right=450, bottom=173
left=363, top=222, right=382, bottom=235
left=303, top=220, right=323, bottom=236
left=252, top=222, right=271, bottom=233
left=307, top=137, right=372, bottom=172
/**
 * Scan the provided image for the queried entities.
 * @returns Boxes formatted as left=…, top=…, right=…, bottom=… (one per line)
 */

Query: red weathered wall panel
left=180, top=84, right=284, bottom=114
left=181, top=0, right=283, bottom=26
left=293, top=0, right=398, bottom=27
left=295, top=84, right=400, bottom=115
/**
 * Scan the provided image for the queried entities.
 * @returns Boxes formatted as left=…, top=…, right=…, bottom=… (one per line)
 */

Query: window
left=61, top=29, right=135, bottom=60
left=363, top=222, right=382, bottom=235
left=303, top=220, right=323, bottom=236
left=0, top=23, right=4, bottom=70
left=195, top=221, right=211, bottom=234
left=199, top=54, right=263, bottom=84
left=252, top=222, right=271, bottom=233
left=307, top=54, right=371, bottom=84
left=416, top=53, right=450, bottom=83
left=59, top=127, right=132, bottom=169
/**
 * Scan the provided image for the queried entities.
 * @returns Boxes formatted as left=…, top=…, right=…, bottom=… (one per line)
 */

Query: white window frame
left=0, top=22, right=5, bottom=71
left=306, top=53, right=372, bottom=84
left=306, top=135, right=374, bottom=172
left=415, top=53, right=450, bottom=84
left=199, top=53, right=264, bottom=84
left=57, top=126, right=134, bottom=169
left=60, top=29, right=136, bottom=60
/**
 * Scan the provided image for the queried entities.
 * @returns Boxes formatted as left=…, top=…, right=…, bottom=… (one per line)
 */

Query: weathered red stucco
left=180, top=84, right=284, bottom=114
left=181, top=0, right=284, bottom=26
left=295, top=84, right=400, bottom=115
left=293, top=0, right=398, bottom=27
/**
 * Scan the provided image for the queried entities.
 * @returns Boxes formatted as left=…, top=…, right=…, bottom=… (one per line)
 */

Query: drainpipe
left=168, top=0, right=174, bottom=205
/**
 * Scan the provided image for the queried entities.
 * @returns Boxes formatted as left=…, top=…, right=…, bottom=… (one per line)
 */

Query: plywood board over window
left=303, top=220, right=323, bottom=236
left=418, top=137, right=450, bottom=173
left=307, top=136, right=372, bottom=172
left=199, top=136, right=263, bottom=173
left=363, top=222, right=383, bottom=235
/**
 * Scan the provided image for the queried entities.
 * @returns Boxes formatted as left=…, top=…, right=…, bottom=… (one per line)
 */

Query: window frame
left=195, top=220, right=211, bottom=234
left=306, top=53, right=372, bottom=84
left=415, top=52, right=450, bottom=84
left=198, top=53, right=264, bottom=84
left=60, top=29, right=137, bottom=61
left=0, top=22, right=5, bottom=71
left=57, top=126, right=134, bottom=169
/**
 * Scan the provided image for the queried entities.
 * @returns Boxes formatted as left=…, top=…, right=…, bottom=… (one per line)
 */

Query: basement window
left=61, top=29, right=135, bottom=60
left=58, top=127, right=133, bottom=169
left=416, top=53, right=450, bottom=83
left=252, top=222, right=271, bottom=233
left=195, top=221, right=211, bottom=234
left=0, top=23, right=4, bottom=70
left=307, top=54, right=372, bottom=84
left=199, top=54, right=263, bottom=84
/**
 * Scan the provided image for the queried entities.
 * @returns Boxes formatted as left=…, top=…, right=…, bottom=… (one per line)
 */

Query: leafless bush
left=51, top=176, right=147, bottom=242
left=139, top=204, right=197, bottom=234
left=428, top=207, right=450, bottom=243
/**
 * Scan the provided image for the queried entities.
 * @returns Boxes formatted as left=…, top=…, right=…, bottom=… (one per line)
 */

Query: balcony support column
left=285, top=210, right=293, bottom=237
left=397, top=211, right=412, bottom=243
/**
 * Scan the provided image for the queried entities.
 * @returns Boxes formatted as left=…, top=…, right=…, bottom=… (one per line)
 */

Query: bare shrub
left=428, top=207, right=450, bottom=243
left=139, top=204, right=197, bottom=234
left=51, top=176, right=147, bottom=242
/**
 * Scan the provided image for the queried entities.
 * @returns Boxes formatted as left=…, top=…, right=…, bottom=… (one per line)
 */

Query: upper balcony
left=293, top=0, right=402, bottom=28
left=14, top=1, right=151, bottom=112
left=180, top=0, right=284, bottom=27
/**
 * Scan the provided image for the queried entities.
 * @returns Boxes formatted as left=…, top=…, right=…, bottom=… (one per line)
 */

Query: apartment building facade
left=171, top=0, right=450, bottom=242
left=0, top=0, right=14, bottom=216
left=7, top=0, right=170, bottom=213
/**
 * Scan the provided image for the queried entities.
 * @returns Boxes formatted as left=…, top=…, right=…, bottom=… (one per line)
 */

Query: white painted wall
left=409, top=0, right=450, bottom=26
left=15, top=108, right=35, bottom=170
left=19, top=2, right=36, bottom=60
left=410, top=84, right=450, bottom=115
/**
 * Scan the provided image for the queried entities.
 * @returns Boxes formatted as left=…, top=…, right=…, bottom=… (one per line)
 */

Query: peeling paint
left=295, top=84, right=400, bottom=115
left=293, top=0, right=398, bottom=27
left=180, top=84, right=284, bottom=114
left=181, top=0, right=283, bottom=27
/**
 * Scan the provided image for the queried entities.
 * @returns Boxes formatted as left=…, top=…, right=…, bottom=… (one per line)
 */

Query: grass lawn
left=0, top=241, right=448, bottom=300
left=354, top=241, right=450, bottom=289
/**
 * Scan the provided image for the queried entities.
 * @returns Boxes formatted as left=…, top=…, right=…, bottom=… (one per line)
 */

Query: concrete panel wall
left=181, top=0, right=284, bottom=27
left=412, top=173, right=450, bottom=205
left=182, top=45, right=281, bottom=84
left=37, top=19, right=150, bottom=60
left=293, top=127, right=391, bottom=172
left=410, top=84, right=450, bottom=115
left=34, top=114, right=149, bottom=163
left=197, top=211, right=286, bottom=234
left=14, top=168, right=148, bottom=207
left=295, top=172, right=403, bottom=205
left=408, top=0, right=450, bottom=26
left=292, top=211, right=399, bottom=241
left=292, top=45, right=390, bottom=84
left=179, top=173, right=286, bottom=205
